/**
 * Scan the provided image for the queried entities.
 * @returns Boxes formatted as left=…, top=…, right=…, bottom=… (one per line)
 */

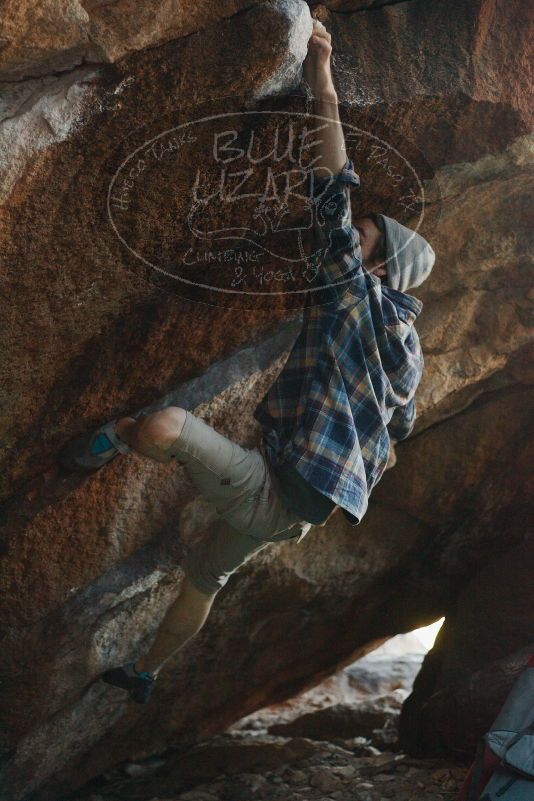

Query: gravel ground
left=69, top=731, right=467, bottom=801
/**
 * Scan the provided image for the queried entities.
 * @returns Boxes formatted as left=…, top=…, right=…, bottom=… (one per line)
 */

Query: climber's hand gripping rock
left=303, top=19, right=335, bottom=100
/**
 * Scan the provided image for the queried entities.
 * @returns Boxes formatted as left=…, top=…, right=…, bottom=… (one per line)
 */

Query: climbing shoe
left=101, top=662, right=157, bottom=704
left=60, top=418, right=135, bottom=471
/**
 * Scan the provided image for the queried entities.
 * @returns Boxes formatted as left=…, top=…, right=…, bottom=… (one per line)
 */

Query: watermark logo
left=107, top=100, right=438, bottom=309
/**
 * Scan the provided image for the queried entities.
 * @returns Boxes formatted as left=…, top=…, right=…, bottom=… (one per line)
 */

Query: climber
left=60, top=18, right=435, bottom=705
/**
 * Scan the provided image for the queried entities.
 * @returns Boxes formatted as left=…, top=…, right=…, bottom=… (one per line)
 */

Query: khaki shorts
left=175, top=411, right=312, bottom=596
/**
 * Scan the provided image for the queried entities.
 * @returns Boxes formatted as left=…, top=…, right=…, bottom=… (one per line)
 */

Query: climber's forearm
left=304, top=20, right=346, bottom=179
left=312, top=88, right=347, bottom=180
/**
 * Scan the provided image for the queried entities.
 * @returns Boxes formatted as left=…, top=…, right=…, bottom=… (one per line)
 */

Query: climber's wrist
left=311, top=68, right=337, bottom=103
left=304, top=80, right=338, bottom=105
left=314, top=87, right=338, bottom=106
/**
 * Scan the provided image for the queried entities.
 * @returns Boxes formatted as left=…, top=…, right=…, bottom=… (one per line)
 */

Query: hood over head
left=374, top=214, right=435, bottom=293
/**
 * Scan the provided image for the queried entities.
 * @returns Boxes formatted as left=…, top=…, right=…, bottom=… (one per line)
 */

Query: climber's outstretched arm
left=303, top=20, right=365, bottom=301
left=304, top=19, right=346, bottom=179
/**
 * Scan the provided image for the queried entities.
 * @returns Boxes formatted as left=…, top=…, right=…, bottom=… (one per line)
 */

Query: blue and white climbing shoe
left=101, top=662, right=157, bottom=704
left=60, top=419, right=132, bottom=471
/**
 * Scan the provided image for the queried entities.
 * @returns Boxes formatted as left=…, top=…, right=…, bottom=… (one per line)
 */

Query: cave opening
left=229, top=617, right=446, bottom=746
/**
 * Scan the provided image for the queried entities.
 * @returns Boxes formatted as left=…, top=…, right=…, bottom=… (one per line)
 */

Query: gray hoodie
left=374, top=214, right=435, bottom=292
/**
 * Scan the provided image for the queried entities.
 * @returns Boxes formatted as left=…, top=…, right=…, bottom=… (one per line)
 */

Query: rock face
left=0, top=0, right=532, bottom=799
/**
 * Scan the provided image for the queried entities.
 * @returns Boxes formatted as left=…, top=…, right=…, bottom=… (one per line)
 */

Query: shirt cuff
left=308, top=157, right=361, bottom=198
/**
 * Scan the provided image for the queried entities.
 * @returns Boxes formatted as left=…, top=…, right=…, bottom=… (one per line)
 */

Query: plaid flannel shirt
left=253, top=157, right=424, bottom=525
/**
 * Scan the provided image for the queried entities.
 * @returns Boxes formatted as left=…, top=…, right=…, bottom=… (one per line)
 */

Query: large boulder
left=0, top=0, right=532, bottom=799
left=400, top=538, right=534, bottom=756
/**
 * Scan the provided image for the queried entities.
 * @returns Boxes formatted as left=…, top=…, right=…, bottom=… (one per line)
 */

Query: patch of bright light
left=412, top=617, right=445, bottom=651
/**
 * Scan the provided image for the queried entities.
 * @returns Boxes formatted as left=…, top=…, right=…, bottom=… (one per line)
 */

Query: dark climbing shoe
left=101, top=662, right=157, bottom=704
left=60, top=419, right=132, bottom=471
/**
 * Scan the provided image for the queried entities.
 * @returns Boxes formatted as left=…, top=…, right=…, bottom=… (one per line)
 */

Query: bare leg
left=111, top=408, right=216, bottom=676
left=134, top=576, right=215, bottom=676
